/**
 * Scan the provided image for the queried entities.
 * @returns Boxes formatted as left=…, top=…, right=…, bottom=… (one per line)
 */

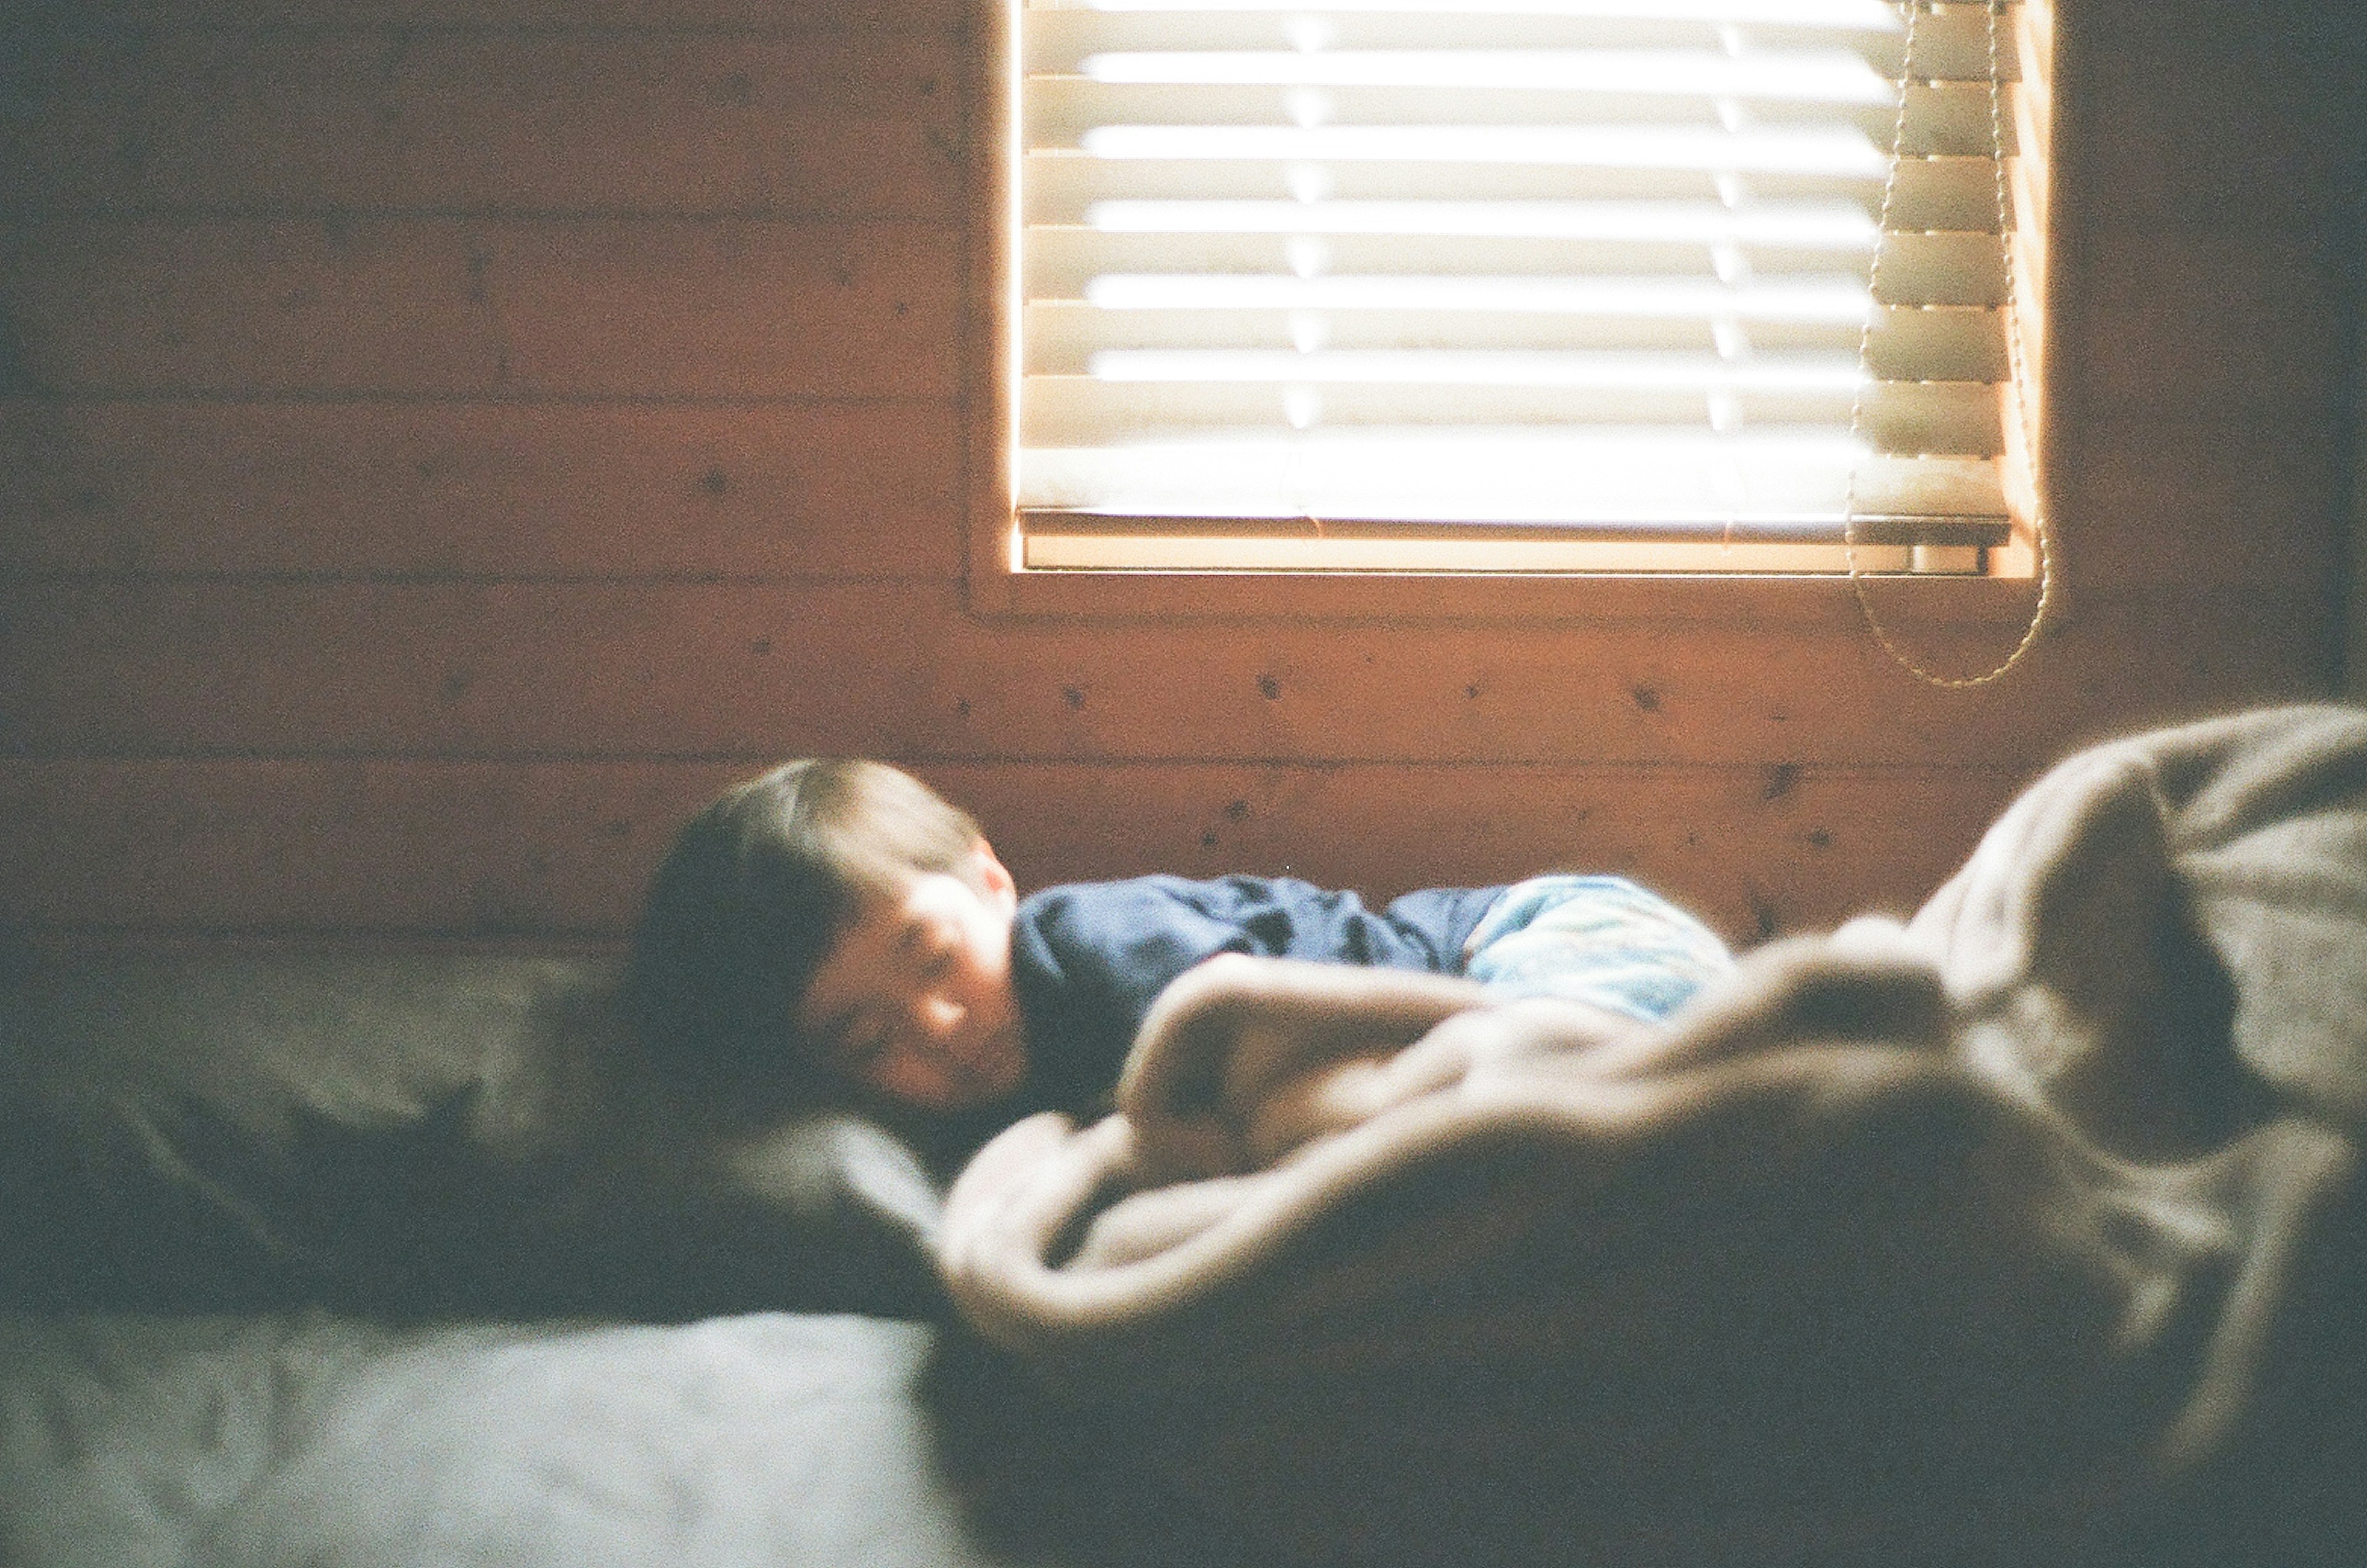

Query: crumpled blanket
left=938, top=706, right=2367, bottom=1564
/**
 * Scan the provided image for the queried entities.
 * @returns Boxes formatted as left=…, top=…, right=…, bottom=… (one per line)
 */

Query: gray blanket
left=939, top=706, right=2367, bottom=1565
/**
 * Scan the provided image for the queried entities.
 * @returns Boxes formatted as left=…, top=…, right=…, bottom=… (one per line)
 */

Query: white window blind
left=1008, top=0, right=2042, bottom=574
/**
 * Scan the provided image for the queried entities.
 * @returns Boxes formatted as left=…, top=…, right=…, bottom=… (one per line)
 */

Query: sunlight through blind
left=1010, top=0, right=2043, bottom=574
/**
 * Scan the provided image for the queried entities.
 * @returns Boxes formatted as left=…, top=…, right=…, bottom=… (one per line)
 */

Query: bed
left=7, top=705, right=2366, bottom=1567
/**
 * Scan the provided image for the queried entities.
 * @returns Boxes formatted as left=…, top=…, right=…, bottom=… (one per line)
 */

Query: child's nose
left=912, top=992, right=966, bottom=1042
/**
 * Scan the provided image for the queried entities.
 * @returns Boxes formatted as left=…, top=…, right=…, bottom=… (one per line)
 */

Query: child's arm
left=1118, top=953, right=1635, bottom=1171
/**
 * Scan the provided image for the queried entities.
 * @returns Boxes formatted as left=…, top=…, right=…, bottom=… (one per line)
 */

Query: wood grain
left=0, top=219, right=963, bottom=399
left=14, top=0, right=975, bottom=29
left=0, top=757, right=2034, bottom=943
left=0, top=398, right=962, bottom=576
left=0, top=579, right=2331, bottom=767
left=3, top=30, right=967, bottom=221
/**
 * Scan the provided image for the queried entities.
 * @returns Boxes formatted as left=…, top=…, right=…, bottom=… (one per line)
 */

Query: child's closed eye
left=839, top=1018, right=893, bottom=1072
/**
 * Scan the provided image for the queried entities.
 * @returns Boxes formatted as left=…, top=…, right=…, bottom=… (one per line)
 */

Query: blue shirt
left=1007, top=875, right=1505, bottom=1116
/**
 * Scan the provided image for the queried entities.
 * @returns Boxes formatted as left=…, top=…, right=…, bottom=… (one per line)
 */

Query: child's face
left=796, top=844, right=1028, bottom=1113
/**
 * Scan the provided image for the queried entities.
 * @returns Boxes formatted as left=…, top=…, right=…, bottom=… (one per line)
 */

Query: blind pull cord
left=1846, top=0, right=2055, bottom=688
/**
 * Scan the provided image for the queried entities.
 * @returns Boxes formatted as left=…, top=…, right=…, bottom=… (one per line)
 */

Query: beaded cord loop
left=1844, top=0, right=2054, bottom=689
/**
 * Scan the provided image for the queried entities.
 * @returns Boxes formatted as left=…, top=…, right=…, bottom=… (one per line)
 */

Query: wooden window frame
left=964, top=0, right=2055, bottom=625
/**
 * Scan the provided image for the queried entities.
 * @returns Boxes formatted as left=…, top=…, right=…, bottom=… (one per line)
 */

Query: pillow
left=0, top=953, right=945, bottom=1320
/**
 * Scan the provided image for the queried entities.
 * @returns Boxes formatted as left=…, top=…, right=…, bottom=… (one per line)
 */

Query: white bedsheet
left=1, top=1312, right=1037, bottom=1568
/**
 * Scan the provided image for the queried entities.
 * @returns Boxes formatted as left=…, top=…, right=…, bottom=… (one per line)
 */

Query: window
left=984, top=0, right=2049, bottom=584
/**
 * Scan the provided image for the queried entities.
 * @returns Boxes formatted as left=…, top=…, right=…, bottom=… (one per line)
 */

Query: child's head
left=626, top=759, right=1028, bottom=1119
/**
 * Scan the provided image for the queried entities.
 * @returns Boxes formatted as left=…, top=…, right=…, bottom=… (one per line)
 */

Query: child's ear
left=970, top=839, right=1016, bottom=907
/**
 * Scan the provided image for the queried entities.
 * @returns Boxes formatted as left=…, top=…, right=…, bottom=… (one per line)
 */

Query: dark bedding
left=0, top=953, right=944, bottom=1321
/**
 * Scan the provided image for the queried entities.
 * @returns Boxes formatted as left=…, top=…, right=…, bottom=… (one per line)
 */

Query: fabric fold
left=938, top=705, right=2367, bottom=1556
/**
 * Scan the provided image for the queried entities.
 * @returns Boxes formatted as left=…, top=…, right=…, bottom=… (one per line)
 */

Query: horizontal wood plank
left=17, top=0, right=974, bottom=29
left=0, top=579, right=2333, bottom=768
left=0, top=399, right=962, bottom=576
left=4, top=31, right=966, bottom=221
left=0, top=219, right=962, bottom=399
left=0, top=757, right=2034, bottom=943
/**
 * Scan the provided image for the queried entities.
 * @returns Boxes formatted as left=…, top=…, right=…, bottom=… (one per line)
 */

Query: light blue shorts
left=1459, top=874, right=1733, bottom=1023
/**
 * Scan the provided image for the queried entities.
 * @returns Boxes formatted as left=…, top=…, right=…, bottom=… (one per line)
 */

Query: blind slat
left=1025, top=229, right=2004, bottom=300
left=1026, top=0, right=1908, bottom=15
left=1021, top=376, right=2000, bottom=452
left=1032, top=85, right=2014, bottom=157
left=1025, top=5, right=2018, bottom=76
left=1023, top=298, right=2002, bottom=376
left=1021, top=534, right=1981, bottom=576
left=1018, top=435, right=2005, bottom=524
left=1024, top=152, right=2003, bottom=229
left=1070, top=197, right=1881, bottom=243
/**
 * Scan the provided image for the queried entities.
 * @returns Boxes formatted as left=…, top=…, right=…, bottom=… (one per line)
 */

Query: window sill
left=965, top=555, right=2050, bottom=627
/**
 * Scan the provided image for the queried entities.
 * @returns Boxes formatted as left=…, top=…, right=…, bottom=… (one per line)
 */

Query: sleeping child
left=624, top=758, right=1735, bottom=1162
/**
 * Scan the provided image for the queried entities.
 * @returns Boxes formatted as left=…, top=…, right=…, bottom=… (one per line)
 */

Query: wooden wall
left=2, top=0, right=2360, bottom=950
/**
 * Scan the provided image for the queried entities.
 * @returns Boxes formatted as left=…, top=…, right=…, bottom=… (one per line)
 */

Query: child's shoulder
left=1017, top=873, right=1340, bottom=931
